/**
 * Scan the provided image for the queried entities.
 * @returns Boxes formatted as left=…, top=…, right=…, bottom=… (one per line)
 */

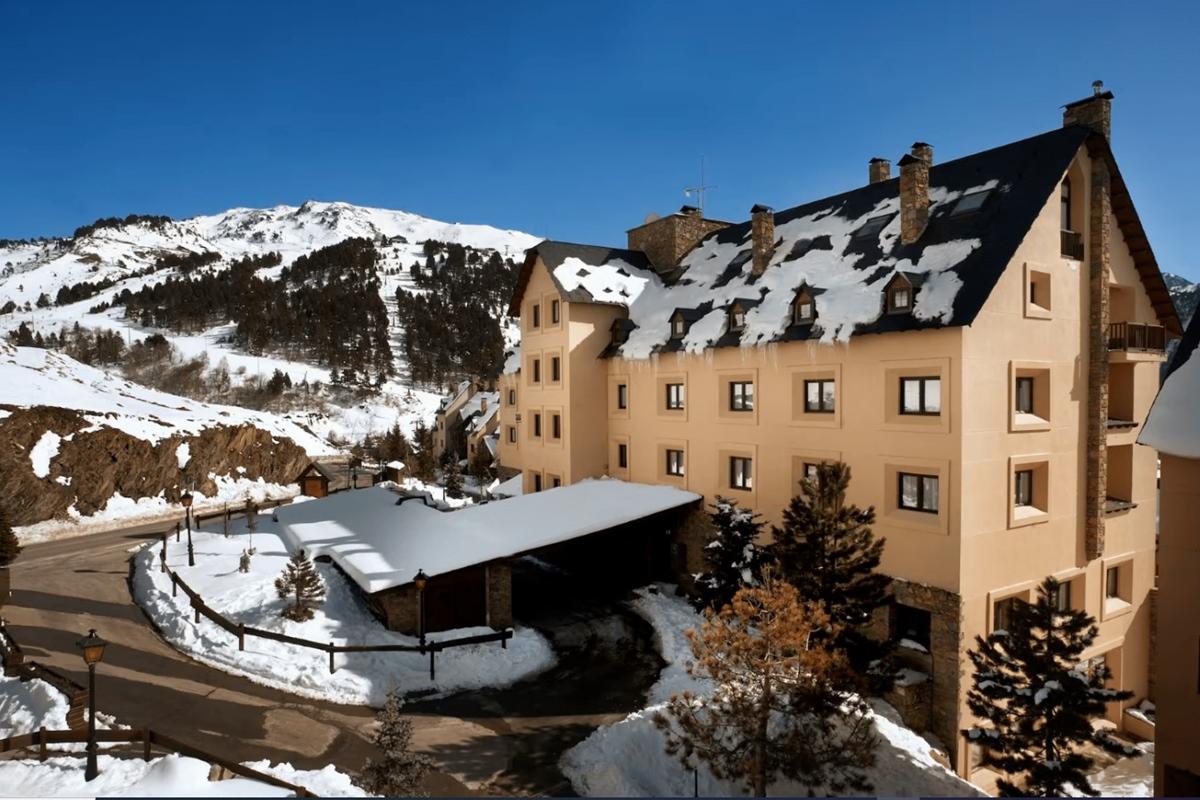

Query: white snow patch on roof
left=553, top=256, right=657, bottom=307
left=275, top=479, right=699, bottom=592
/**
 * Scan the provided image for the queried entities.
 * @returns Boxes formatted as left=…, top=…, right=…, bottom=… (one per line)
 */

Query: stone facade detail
left=627, top=208, right=729, bottom=270
left=486, top=561, right=513, bottom=629
left=899, top=144, right=932, bottom=244
left=868, top=157, right=891, bottom=184
left=371, top=584, right=419, bottom=633
left=1085, top=150, right=1112, bottom=561
left=1063, top=83, right=1113, bottom=141
left=750, top=205, right=775, bottom=276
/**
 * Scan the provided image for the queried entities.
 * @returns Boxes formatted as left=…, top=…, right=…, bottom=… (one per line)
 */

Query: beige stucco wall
left=1154, top=453, right=1200, bottom=794
left=498, top=144, right=1164, bottom=771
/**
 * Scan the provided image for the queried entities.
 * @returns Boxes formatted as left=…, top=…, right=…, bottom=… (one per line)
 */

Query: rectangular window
left=533, top=412, right=542, bottom=438
left=890, top=286, right=912, bottom=311
left=551, top=356, right=561, bottom=382
left=551, top=299, right=560, bottom=324
left=1106, top=566, right=1120, bottom=599
left=507, top=426, right=517, bottom=443
left=666, top=383, right=685, bottom=410
left=1015, top=377, right=1034, bottom=415
left=551, top=413, right=561, bottom=440
left=795, top=299, right=814, bottom=323
left=617, top=383, right=628, bottom=410
left=730, top=381, right=755, bottom=411
left=993, top=596, right=1021, bottom=632
left=533, top=473, right=543, bottom=492
left=900, top=376, right=941, bottom=415
left=729, top=308, right=746, bottom=332
left=730, top=456, right=753, bottom=490
left=552, top=475, right=562, bottom=488
left=507, top=388, right=516, bottom=405
left=1054, top=581, right=1072, bottom=612
left=666, top=449, right=685, bottom=476
left=618, top=443, right=628, bottom=469
left=531, top=304, right=540, bottom=328
left=671, top=317, right=686, bottom=338
left=804, top=379, right=836, bottom=413
left=532, top=358, right=541, bottom=383
left=1014, top=469, right=1034, bottom=507
left=898, top=472, right=939, bottom=513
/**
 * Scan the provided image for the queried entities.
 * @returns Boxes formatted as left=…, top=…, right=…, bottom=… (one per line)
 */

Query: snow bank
left=0, top=675, right=70, bottom=739
left=560, top=585, right=982, bottom=797
left=0, top=753, right=367, bottom=798
left=15, top=476, right=299, bottom=546
left=132, top=524, right=554, bottom=705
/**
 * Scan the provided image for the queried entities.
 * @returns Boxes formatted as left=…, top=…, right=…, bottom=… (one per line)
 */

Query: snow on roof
left=502, top=345, right=521, bottom=375
left=0, top=343, right=337, bottom=455
left=274, top=479, right=700, bottom=592
left=1139, top=313, right=1200, bottom=458
left=519, top=127, right=1102, bottom=359
left=385, top=460, right=405, bottom=470
left=459, top=391, right=498, bottom=423
left=493, top=473, right=523, bottom=497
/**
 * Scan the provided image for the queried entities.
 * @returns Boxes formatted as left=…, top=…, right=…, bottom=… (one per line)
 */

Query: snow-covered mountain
left=0, top=200, right=539, bottom=310
left=1164, top=272, right=1199, bottom=328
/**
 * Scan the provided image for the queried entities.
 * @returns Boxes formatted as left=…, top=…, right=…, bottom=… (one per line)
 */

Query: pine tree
left=442, top=459, right=464, bottom=499
left=274, top=549, right=326, bottom=621
left=0, top=505, right=21, bottom=567
left=967, top=576, right=1135, bottom=797
left=655, top=572, right=877, bottom=797
left=361, top=690, right=434, bottom=796
left=410, top=423, right=437, bottom=482
left=770, top=462, right=892, bottom=681
left=691, top=497, right=770, bottom=613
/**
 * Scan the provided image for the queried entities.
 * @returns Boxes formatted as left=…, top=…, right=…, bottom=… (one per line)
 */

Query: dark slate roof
left=1164, top=305, right=1200, bottom=381
left=508, top=241, right=650, bottom=315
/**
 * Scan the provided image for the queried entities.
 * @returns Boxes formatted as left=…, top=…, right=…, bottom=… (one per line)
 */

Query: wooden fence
left=155, top=534, right=512, bottom=680
left=0, top=727, right=315, bottom=797
left=0, top=620, right=88, bottom=729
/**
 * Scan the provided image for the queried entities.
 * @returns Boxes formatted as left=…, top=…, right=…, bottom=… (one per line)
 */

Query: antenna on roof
left=683, top=156, right=716, bottom=216
left=1092, top=79, right=1104, bottom=95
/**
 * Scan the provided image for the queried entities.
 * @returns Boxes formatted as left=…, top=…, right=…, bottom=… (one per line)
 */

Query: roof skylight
left=853, top=214, right=892, bottom=240
left=950, top=189, right=991, bottom=216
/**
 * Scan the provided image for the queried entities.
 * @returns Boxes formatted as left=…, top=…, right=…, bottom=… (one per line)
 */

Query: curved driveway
left=3, top=523, right=661, bottom=796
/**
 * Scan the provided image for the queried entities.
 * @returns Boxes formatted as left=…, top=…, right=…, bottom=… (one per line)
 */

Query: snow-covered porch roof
left=273, top=479, right=701, bottom=594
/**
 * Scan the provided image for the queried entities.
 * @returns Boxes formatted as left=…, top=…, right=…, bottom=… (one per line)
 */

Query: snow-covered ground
left=1073, top=742, right=1154, bottom=797
left=15, top=476, right=299, bottom=546
left=0, top=754, right=367, bottom=797
left=132, top=518, right=554, bottom=705
left=0, top=675, right=70, bottom=739
left=560, top=585, right=983, bottom=797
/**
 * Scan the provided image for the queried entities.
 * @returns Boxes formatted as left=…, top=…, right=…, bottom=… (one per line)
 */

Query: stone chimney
left=898, top=143, right=932, bottom=245
left=750, top=205, right=775, bottom=277
left=869, top=157, right=891, bottom=184
left=1063, top=80, right=1113, bottom=141
left=480, top=396, right=488, bottom=413
left=627, top=205, right=730, bottom=272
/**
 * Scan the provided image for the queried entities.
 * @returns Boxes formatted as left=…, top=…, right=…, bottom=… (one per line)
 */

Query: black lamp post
left=413, top=569, right=428, bottom=649
left=76, top=629, right=107, bottom=781
left=180, top=486, right=195, bottom=567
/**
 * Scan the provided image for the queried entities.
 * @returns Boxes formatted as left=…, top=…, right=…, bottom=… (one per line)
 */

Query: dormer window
left=611, top=318, right=633, bottom=347
left=670, top=314, right=687, bottom=339
left=884, top=273, right=917, bottom=314
left=794, top=293, right=815, bottom=324
left=950, top=189, right=991, bottom=216
left=728, top=305, right=746, bottom=333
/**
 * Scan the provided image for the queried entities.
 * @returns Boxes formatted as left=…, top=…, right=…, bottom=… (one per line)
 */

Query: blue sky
left=2, top=1, right=1198, bottom=280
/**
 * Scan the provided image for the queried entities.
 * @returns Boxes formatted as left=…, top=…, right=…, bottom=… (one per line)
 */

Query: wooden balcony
left=1107, top=321, right=1165, bottom=354
left=1061, top=229, right=1084, bottom=260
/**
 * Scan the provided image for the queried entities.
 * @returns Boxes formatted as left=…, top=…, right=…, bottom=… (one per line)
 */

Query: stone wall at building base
left=486, top=561, right=513, bottom=629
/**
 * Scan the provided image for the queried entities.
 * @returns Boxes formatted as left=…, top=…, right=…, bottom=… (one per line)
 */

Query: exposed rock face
left=0, top=405, right=312, bottom=526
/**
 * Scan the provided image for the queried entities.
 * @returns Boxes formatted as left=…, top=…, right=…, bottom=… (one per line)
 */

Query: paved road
left=3, top=523, right=662, bottom=795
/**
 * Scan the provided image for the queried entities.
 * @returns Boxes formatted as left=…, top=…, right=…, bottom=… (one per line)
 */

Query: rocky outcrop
left=0, top=405, right=313, bottom=526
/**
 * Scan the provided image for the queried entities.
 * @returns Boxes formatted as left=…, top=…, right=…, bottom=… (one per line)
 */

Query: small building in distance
left=295, top=462, right=334, bottom=498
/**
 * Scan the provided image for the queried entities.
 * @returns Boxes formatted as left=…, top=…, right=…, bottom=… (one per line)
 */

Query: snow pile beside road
left=0, top=753, right=367, bottom=797
left=560, top=585, right=982, bottom=797
left=132, top=522, right=554, bottom=705
left=15, top=476, right=299, bottom=546
left=0, top=675, right=70, bottom=739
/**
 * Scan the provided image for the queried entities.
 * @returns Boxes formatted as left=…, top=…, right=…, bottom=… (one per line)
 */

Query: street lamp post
left=180, top=487, right=195, bottom=568
left=413, top=569, right=428, bottom=650
left=76, top=629, right=107, bottom=782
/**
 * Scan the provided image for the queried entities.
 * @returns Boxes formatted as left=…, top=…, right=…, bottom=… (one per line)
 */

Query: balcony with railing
left=1107, top=321, right=1166, bottom=357
left=1061, top=229, right=1084, bottom=260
